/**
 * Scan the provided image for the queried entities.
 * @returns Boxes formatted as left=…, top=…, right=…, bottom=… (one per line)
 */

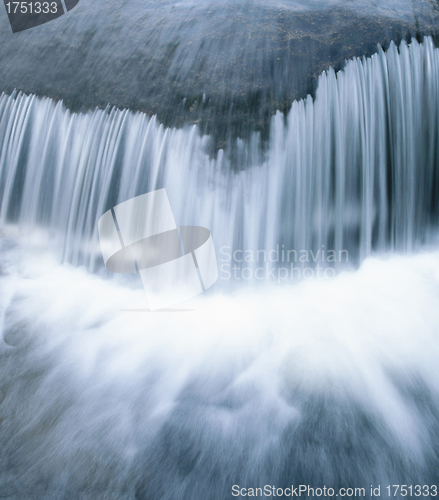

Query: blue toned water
left=0, top=30, right=439, bottom=500
left=0, top=38, right=438, bottom=275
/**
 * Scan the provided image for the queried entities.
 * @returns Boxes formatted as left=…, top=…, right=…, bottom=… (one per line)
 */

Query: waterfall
left=0, top=37, right=438, bottom=277
left=2, top=32, right=439, bottom=500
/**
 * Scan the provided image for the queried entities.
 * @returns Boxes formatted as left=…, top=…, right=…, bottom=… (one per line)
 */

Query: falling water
left=0, top=37, right=438, bottom=278
left=1, top=35, right=439, bottom=500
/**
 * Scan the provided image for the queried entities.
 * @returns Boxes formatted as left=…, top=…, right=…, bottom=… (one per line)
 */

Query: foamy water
left=1, top=233, right=439, bottom=498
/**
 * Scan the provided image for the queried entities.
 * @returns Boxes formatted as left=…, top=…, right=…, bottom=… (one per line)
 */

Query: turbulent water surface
left=0, top=4, right=439, bottom=500
left=1, top=234, right=439, bottom=499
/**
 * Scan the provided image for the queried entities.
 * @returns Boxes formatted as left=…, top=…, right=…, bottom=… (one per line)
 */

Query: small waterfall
left=2, top=32, right=439, bottom=500
left=0, top=37, right=438, bottom=276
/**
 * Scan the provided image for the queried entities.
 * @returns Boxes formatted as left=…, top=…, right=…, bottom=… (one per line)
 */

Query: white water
left=1, top=232, right=439, bottom=498
left=1, top=36, right=439, bottom=499
left=0, top=38, right=438, bottom=278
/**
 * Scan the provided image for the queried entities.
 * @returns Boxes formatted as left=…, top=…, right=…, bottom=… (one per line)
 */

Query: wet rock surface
left=0, top=0, right=438, bottom=147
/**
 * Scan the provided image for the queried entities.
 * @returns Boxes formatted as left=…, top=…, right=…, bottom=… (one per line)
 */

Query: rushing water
left=0, top=37, right=438, bottom=277
left=1, top=235, right=439, bottom=499
left=0, top=33, right=439, bottom=500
